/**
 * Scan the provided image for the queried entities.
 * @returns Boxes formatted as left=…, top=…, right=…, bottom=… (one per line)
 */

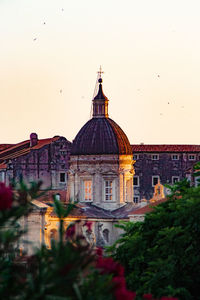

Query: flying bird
left=33, top=38, right=37, bottom=41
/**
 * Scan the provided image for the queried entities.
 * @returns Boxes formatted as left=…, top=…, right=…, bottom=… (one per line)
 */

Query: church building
left=69, top=76, right=134, bottom=210
left=0, top=71, right=200, bottom=249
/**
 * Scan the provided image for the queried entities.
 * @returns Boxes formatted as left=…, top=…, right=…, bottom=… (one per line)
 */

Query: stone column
left=93, top=172, right=99, bottom=204
left=119, top=172, right=124, bottom=204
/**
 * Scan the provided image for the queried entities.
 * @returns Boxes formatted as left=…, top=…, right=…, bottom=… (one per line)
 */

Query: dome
left=71, top=72, right=132, bottom=156
left=71, top=117, right=132, bottom=155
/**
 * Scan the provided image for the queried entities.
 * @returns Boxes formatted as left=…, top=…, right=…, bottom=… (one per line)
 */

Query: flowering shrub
left=0, top=181, right=179, bottom=300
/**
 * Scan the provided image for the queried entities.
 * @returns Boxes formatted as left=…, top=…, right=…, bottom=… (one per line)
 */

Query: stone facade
left=69, top=154, right=134, bottom=210
left=133, top=148, right=200, bottom=201
left=0, top=135, right=71, bottom=202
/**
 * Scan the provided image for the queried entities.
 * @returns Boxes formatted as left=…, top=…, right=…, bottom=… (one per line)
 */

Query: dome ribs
left=71, top=117, right=132, bottom=155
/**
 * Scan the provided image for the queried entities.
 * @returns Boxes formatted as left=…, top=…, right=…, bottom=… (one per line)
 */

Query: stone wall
left=134, top=152, right=200, bottom=200
left=5, top=137, right=71, bottom=192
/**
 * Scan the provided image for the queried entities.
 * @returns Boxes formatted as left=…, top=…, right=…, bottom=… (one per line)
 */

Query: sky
left=0, top=0, right=200, bottom=145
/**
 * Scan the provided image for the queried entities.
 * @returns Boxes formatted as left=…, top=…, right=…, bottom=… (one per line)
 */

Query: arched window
left=103, top=229, right=109, bottom=243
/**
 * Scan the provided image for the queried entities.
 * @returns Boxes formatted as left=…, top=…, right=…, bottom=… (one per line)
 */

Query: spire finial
left=97, top=65, right=104, bottom=82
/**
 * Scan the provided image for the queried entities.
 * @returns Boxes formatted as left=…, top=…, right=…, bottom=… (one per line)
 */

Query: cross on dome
left=97, top=66, right=104, bottom=79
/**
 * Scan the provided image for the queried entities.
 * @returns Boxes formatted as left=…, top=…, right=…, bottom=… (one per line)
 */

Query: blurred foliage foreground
left=0, top=178, right=181, bottom=300
left=0, top=180, right=136, bottom=300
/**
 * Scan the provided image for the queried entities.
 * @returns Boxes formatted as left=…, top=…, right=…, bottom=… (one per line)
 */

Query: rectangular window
left=152, top=175, right=160, bottom=186
left=133, top=196, right=140, bottom=204
left=172, top=176, right=180, bottom=184
left=105, top=180, right=113, bottom=201
left=84, top=180, right=92, bottom=201
left=188, top=154, right=196, bottom=161
left=60, top=172, right=66, bottom=182
left=172, top=154, right=179, bottom=160
left=133, top=154, right=139, bottom=160
left=152, top=154, right=159, bottom=160
left=133, top=176, right=139, bottom=186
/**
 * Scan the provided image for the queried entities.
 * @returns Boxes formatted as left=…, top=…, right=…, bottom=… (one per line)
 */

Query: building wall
left=133, top=152, right=200, bottom=200
left=43, top=206, right=124, bottom=248
left=3, top=137, right=71, bottom=200
left=69, top=154, right=134, bottom=210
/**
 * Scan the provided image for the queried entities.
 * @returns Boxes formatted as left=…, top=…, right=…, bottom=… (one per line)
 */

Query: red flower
left=84, top=221, right=92, bottom=231
left=112, top=276, right=126, bottom=288
left=96, top=247, right=103, bottom=257
left=66, top=224, right=75, bottom=238
left=143, top=294, right=153, bottom=300
left=0, top=183, right=13, bottom=210
left=114, top=287, right=136, bottom=300
left=96, top=257, right=124, bottom=276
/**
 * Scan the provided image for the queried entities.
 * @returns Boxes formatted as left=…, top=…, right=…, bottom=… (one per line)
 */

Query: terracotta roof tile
left=0, top=136, right=61, bottom=163
left=132, top=145, right=200, bottom=153
left=0, top=140, right=29, bottom=158
left=132, top=199, right=167, bottom=215
left=0, top=144, right=13, bottom=152
left=0, top=163, right=7, bottom=169
left=31, top=137, right=60, bottom=150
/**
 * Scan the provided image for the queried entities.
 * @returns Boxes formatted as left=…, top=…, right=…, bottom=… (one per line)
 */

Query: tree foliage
left=109, top=176, right=200, bottom=300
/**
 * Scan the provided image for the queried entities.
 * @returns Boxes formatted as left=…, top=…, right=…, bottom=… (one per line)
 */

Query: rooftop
left=132, top=144, right=200, bottom=153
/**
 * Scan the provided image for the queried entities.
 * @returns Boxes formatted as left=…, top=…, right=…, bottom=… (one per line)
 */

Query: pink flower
left=84, top=221, right=92, bottom=231
left=0, top=183, right=13, bottom=210
left=114, top=287, right=136, bottom=300
left=66, top=224, right=75, bottom=238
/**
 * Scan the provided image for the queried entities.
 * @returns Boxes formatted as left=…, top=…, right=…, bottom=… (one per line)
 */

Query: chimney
left=30, top=133, right=38, bottom=147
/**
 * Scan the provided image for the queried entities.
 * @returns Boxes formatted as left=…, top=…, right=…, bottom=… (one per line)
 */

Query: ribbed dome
left=71, top=117, right=132, bottom=155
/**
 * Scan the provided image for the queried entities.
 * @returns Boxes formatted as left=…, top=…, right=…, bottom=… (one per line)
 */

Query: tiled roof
left=0, top=163, right=7, bottom=169
left=71, top=117, right=132, bottom=155
left=31, top=137, right=60, bottom=150
left=0, top=144, right=13, bottom=152
left=0, top=137, right=61, bottom=163
left=131, top=199, right=167, bottom=215
left=49, top=202, right=139, bottom=219
left=132, top=145, right=200, bottom=153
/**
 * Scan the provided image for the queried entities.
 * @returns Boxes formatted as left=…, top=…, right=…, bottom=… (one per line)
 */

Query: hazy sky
left=0, top=0, right=200, bottom=144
